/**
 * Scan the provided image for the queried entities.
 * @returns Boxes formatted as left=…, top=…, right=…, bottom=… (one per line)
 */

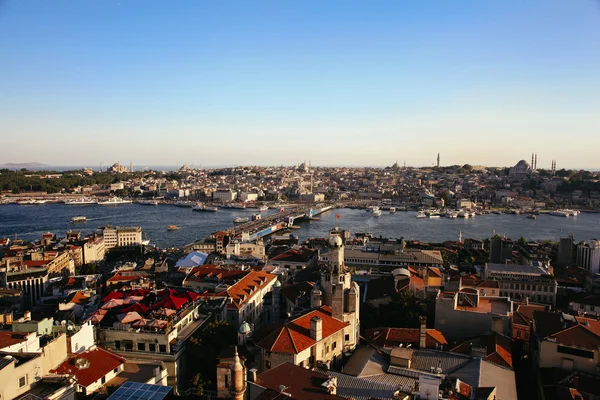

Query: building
left=509, top=159, right=532, bottom=179
left=364, top=318, right=448, bottom=350
left=490, top=236, right=514, bottom=264
left=265, top=247, right=317, bottom=277
left=484, top=263, right=557, bottom=306
left=94, top=288, right=210, bottom=389
left=1, top=262, right=49, bottom=306
left=239, top=192, right=258, bottom=203
left=435, top=289, right=513, bottom=341
left=218, top=270, right=278, bottom=330
left=531, top=311, right=600, bottom=376
left=51, top=347, right=126, bottom=396
left=100, top=226, right=143, bottom=250
left=311, top=228, right=361, bottom=352
left=182, top=265, right=249, bottom=293
left=576, top=239, right=600, bottom=275
left=213, top=189, right=237, bottom=203
left=557, top=234, right=575, bottom=267
left=83, top=236, right=106, bottom=263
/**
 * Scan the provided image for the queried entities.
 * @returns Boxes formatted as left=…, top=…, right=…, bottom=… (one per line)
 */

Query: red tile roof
left=107, top=273, right=143, bottom=283
left=364, top=327, right=448, bottom=349
left=51, top=347, right=126, bottom=387
left=223, top=271, right=276, bottom=310
left=551, top=325, right=600, bottom=351
left=185, top=265, right=249, bottom=283
left=0, top=331, right=30, bottom=350
left=23, top=260, right=49, bottom=267
left=257, top=306, right=349, bottom=354
left=269, top=248, right=316, bottom=263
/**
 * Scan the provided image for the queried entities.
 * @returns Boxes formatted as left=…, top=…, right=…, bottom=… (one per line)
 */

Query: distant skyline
left=1, top=1, right=599, bottom=168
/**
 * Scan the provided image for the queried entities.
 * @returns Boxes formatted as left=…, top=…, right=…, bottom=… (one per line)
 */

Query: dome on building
left=509, top=159, right=532, bottom=179
left=238, top=321, right=252, bottom=334
left=329, top=235, right=343, bottom=247
left=273, top=279, right=282, bottom=288
left=392, top=268, right=411, bottom=277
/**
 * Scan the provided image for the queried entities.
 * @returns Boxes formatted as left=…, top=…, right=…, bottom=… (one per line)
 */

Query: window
left=101, top=376, right=106, bottom=384
left=137, top=343, right=145, bottom=351
left=492, top=290, right=495, bottom=295
left=149, top=343, right=156, bottom=352
left=113, top=368, right=118, bottom=373
left=265, top=361, right=271, bottom=369
left=18, top=376, right=27, bottom=388
left=159, top=344, right=167, bottom=353
left=345, top=334, right=350, bottom=341
left=333, top=341, right=337, bottom=350
left=115, top=340, right=121, bottom=350
left=557, top=345, right=594, bottom=359
left=517, top=331, right=521, bottom=338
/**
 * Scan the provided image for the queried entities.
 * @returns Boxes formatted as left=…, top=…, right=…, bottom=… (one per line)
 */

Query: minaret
left=534, top=154, right=537, bottom=170
left=459, top=231, right=463, bottom=243
left=231, top=347, right=245, bottom=400
left=437, top=153, right=440, bottom=168
left=531, top=153, right=534, bottom=169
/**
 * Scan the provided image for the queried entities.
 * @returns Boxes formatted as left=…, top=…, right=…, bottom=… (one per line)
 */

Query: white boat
left=457, top=210, right=470, bottom=218
left=98, top=197, right=132, bottom=206
left=563, top=209, right=579, bottom=216
left=71, top=216, right=87, bottom=223
left=372, top=210, right=382, bottom=217
left=429, top=213, right=441, bottom=219
left=258, top=205, right=269, bottom=212
left=389, top=207, right=396, bottom=213
left=445, top=211, right=458, bottom=219
left=233, top=217, right=250, bottom=223
left=138, top=200, right=159, bottom=206
left=367, top=206, right=380, bottom=213
left=65, top=198, right=97, bottom=205
left=192, top=205, right=218, bottom=212
left=416, top=211, right=426, bottom=218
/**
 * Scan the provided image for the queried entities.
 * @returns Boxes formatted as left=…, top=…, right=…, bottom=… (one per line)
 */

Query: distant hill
left=0, top=162, right=51, bottom=170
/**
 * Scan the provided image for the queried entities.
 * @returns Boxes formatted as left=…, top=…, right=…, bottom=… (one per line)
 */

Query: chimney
left=310, top=316, right=322, bottom=341
left=419, top=316, right=427, bottom=349
left=247, top=368, right=257, bottom=383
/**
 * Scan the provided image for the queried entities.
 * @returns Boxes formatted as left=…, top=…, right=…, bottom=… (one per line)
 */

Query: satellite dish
left=61, top=320, right=67, bottom=326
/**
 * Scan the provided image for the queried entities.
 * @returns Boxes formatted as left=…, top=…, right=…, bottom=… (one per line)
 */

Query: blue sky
left=1, top=0, right=599, bottom=168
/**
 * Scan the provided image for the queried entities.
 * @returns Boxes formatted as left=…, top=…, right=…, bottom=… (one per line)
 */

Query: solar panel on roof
left=108, top=381, right=173, bottom=400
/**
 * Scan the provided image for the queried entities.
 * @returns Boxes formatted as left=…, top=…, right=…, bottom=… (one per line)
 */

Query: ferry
left=71, top=216, right=87, bottom=223
left=563, top=209, right=580, bottom=216
left=258, top=205, right=269, bottom=212
left=429, top=213, right=441, bottom=219
left=167, top=225, right=179, bottom=231
left=366, top=206, right=380, bottom=213
left=98, top=197, right=132, bottom=206
left=372, top=210, right=382, bottom=217
left=457, top=210, right=470, bottom=218
left=527, top=214, right=537, bottom=220
left=389, top=207, right=396, bottom=213
left=416, top=211, right=426, bottom=219
left=445, top=211, right=458, bottom=219
left=549, top=210, right=569, bottom=217
left=65, top=198, right=97, bottom=205
left=233, top=217, right=250, bottom=224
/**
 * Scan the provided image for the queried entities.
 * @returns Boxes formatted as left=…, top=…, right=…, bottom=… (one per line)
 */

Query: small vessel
left=192, top=205, right=218, bottom=212
left=98, top=197, right=132, bottom=206
left=167, top=225, right=179, bottom=231
left=492, top=211, right=502, bottom=215
left=258, top=205, right=269, bottom=212
left=372, top=210, right=382, bottom=217
left=563, top=209, right=579, bottom=216
left=549, top=210, right=569, bottom=217
left=233, top=217, right=250, bottom=224
left=457, top=210, right=470, bottom=218
left=138, top=200, right=159, bottom=206
left=71, top=216, right=87, bottom=223
left=389, top=207, right=396, bottom=213
left=174, top=200, right=194, bottom=207
left=527, top=214, right=537, bottom=220
left=429, top=213, right=441, bottom=219
left=416, top=211, right=427, bottom=219
left=445, top=211, right=458, bottom=219
left=65, top=198, right=97, bottom=205
left=366, top=206, right=380, bottom=213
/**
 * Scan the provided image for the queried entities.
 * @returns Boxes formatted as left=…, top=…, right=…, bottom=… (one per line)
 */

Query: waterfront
left=1, top=204, right=600, bottom=248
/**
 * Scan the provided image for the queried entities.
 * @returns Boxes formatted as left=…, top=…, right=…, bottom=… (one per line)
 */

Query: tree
left=518, top=237, right=527, bottom=247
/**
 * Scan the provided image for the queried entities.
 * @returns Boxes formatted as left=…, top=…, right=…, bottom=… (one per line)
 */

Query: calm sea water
left=1, top=204, right=599, bottom=248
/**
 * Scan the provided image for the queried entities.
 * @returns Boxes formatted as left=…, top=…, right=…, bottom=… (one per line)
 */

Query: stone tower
left=313, top=227, right=360, bottom=352
left=231, top=347, right=245, bottom=400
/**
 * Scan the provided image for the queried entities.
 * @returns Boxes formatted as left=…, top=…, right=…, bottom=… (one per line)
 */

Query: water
left=1, top=205, right=599, bottom=248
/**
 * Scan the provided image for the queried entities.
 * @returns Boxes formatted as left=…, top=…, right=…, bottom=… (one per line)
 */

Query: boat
left=71, top=216, right=87, bottom=223
left=138, top=200, right=159, bottom=206
left=429, top=213, right=441, bottom=219
left=258, top=205, right=269, bottom=212
left=366, top=206, right=380, bottom=213
left=372, top=210, right=382, bottom=217
left=445, top=211, right=458, bottom=219
left=230, top=203, right=247, bottom=209
left=65, top=198, right=97, bottom=205
left=98, top=197, right=132, bottom=206
left=416, top=211, right=426, bottom=218
left=492, top=211, right=502, bottom=215
left=549, top=210, right=569, bottom=217
left=167, top=225, right=179, bottom=231
left=563, top=209, right=580, bottom=216
left=233, top=217, right=250, bottom=224
left=389, top=207, right=396, bottom=213
left=174, top=200, right=194, bottom=207
left=192, top=205, right=219, bottom=212
left=457, top=210, right=470, bottom=218
left=17, top=199, right=37, bottom=205
left=527, top=214, right=537, bottom=220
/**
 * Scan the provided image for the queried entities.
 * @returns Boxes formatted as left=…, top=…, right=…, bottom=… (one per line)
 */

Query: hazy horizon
left=1, top=1, right=599, bottom=168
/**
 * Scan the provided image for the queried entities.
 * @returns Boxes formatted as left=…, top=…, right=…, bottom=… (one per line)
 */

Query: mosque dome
left=238, top=321, right=252, bottom=334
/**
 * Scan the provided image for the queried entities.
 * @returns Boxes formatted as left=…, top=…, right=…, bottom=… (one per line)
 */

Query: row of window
left=114, top=340, right=167, bottom=353
left=500, top=282, right=554, bottom=292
